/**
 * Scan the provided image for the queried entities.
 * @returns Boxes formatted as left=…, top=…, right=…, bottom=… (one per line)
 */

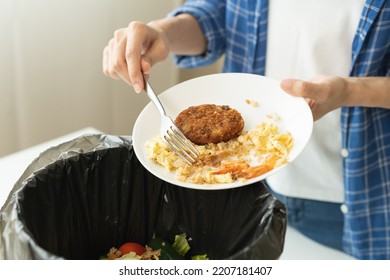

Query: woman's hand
left=281, top=75, right=390, bottom=121
left=280, top=76, right=347, bottom=121
left=103, top=14, right=206, bottom=93
left=103, top=21, right=170, bottom=93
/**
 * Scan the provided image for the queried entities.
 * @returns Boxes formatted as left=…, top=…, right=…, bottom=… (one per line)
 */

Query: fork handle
left=143, top=74, right=166, bottom=117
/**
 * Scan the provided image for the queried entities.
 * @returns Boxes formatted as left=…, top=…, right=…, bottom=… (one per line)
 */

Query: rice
left=145, top=121, right=293, bottom=185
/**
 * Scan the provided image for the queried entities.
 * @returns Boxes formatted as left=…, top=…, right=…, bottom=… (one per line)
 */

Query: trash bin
left=0, top=134, right=286, bottom=260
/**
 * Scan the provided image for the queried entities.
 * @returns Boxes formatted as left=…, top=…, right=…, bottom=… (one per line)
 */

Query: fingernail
left=281, top=79, right=293, bottom=91
left=133, top=83, right=141, bottom=94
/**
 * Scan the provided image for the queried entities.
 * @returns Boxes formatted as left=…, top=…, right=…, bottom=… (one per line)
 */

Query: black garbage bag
left=0, top=134, right=286, bottom=260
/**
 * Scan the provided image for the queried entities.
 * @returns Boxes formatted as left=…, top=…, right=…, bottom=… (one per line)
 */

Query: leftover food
left=146, top=120, right=293, bottom=185
left=102, top=234, right=208, bottom=260
left=174, top=104, right=244, bottom=145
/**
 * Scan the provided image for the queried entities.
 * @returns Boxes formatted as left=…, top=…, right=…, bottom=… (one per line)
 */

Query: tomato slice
left=119, top=242, right=146, bottom=256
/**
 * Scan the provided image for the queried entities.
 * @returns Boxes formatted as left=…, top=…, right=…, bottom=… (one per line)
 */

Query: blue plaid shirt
left=171, top=0, right=390, bottom=259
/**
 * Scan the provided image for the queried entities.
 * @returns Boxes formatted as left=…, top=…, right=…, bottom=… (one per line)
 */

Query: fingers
left=124, top=23, right=150, bottom=93
left=103, top=44, right=122, bottom=81
left=103, top=28, right=133, bottom=86
left=103, top=21, right=170, bottom=94
left=124, top=22, right=169, bottom=92
left=102, top=22, right=154, bottom=93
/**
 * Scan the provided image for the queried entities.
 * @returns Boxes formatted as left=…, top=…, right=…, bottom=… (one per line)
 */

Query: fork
left=143, top=74, right=199, bottom=165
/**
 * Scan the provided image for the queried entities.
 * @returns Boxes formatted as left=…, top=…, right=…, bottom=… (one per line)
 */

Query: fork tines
left=162, top=125, right=199, bottom=165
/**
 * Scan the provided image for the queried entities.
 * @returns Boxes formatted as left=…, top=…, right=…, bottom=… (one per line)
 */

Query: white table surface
left=0, top=127, right=354, bottom=260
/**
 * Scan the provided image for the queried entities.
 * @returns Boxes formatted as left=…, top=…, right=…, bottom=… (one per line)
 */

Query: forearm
left=344, top=77, right=390, bottom=109
left=148, top=14, right=207, bottom=55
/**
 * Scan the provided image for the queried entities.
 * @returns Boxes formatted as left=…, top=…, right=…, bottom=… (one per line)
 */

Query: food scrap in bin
left=102, top=233, right=208, bottom=260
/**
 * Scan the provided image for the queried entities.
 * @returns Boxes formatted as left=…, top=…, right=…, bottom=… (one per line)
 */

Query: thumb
left=280, top=78, right=319, bottom=99
left=140, top=58, right=152, bottom=76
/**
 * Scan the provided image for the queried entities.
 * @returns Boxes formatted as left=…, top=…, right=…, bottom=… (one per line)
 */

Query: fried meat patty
left=174, top=104, right=244, bottom=145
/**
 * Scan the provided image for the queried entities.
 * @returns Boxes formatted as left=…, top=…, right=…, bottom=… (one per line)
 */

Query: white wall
left=0, top=0, right=181, bottom=157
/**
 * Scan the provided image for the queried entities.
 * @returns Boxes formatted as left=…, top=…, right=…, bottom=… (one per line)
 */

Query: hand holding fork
left=143, top=74, right=199, bottom=165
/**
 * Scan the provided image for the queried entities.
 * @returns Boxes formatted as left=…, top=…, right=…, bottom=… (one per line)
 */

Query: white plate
left=133, top=73, right=313, bottom=190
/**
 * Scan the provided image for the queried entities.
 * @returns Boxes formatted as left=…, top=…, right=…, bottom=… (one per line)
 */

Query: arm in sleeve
left=168, top=0, right=226, bottom=68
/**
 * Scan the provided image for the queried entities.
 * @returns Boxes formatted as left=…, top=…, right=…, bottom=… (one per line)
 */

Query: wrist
left=344, top=77, right=390, bottom=108
left=344, top=77, right=362, bottom=107
left=147, top=18, right=173, bottom=49
left=149, top=14, right=206, bottom=55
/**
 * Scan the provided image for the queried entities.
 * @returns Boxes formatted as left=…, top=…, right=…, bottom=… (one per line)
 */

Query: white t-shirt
left=265, top=0, right=364, bottom=203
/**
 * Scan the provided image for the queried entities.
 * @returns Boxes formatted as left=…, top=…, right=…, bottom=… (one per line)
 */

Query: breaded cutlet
left=174, top=104, right=244, bottom=145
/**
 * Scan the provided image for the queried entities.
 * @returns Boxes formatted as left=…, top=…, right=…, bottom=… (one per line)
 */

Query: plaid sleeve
left=168, top=0, right=226, bottom=68
left=343, top=0, right=390, bottom=259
